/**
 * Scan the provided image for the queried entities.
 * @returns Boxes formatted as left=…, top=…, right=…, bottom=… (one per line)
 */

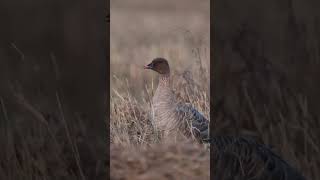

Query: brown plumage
left=145, top=58, right=306, bottom=179
left=144, top=57, right=209, bottom=142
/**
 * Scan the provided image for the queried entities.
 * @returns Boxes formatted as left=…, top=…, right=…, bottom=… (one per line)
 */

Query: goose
left=144, top=57, right=306, bottom=180
left=144, top=57, right=209, bottom=142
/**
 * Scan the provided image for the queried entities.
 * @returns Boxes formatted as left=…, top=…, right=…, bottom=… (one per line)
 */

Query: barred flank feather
left=211, top=136, right=306, bottom=180
left=147, top=58, right=209, bottom=142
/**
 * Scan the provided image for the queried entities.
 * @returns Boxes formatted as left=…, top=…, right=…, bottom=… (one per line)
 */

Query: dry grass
left=110, top=33, right=210, bottom=180
left=0, top=91, right=105, bottom=180
left=110, top=0, right=210, bottom=179
left=110, top=0, right=210, bottom=98
left=213, top=38, right=320, bottom=179
left=110, top=1, right=319, bottom=180
left=110, top=70, right=210, bottom=179
left=213, top=72, right=320, bottom=179
left=111, top=140, right=209, bottom=180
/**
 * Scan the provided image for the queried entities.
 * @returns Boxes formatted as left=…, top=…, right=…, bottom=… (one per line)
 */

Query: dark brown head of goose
left=144, top=58, right=170, bottom=74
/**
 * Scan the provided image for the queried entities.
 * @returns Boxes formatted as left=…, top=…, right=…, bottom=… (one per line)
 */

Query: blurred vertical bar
left=106, top=0, right=110, bottom=179
left=0, top=0, right=108, bottom=179
left=211, top=0, right=320, bottom=179
left=209, top=0, right=214, bottom=179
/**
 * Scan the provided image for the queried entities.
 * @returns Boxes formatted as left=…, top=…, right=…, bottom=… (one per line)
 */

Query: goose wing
left=211, top=136, right=306, bottom=180
left=176, top=103, right=209, bottom=142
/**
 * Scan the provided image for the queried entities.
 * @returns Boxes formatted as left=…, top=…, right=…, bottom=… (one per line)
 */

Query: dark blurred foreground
left=213, top=0, right=320, bottom=179
left=0, top=0, right=108, bottom=179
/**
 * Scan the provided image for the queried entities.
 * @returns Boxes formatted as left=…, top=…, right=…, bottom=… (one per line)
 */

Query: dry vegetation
left=111, top=0, right=320, bottom=180
left=0, top=90, right=106, bottom=180
left=110, top=0, right=210, bottom=179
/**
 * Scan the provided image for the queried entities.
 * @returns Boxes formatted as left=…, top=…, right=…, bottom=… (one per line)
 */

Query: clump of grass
left=110, top=86, right=156, bottom=145
left=0, top=89, right=105, bottom=180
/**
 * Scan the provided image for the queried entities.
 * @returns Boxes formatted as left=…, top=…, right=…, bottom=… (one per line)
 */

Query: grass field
left=110, top=0, right=319, bottom=180
left=110, top=0, right=210, bottom=179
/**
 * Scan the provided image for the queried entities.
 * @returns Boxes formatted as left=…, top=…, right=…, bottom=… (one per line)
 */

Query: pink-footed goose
left=144, top=57, right=305, bottom=180
left=144, top=57, right=209, bottom=142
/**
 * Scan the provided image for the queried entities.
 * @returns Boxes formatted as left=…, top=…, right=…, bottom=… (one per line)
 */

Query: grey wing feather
left=176, top=103, right=209, bottom=142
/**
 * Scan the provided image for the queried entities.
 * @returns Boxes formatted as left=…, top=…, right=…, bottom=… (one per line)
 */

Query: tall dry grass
left=110, top=1, right=319, bottom=180
left=110, top=51, right=210, bottom=179
left=0, top=90, right=106, bottom=180
left=213, top=42, right=320, bottom=179
left=110, top=54, right=210, bottom=145
left=110, top=0, right=210, bottom=179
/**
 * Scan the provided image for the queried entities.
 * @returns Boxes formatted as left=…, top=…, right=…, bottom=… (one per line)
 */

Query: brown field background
left=111, top=0, right=210, bottom=98
left=110, top=0, right=210, bottom=179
